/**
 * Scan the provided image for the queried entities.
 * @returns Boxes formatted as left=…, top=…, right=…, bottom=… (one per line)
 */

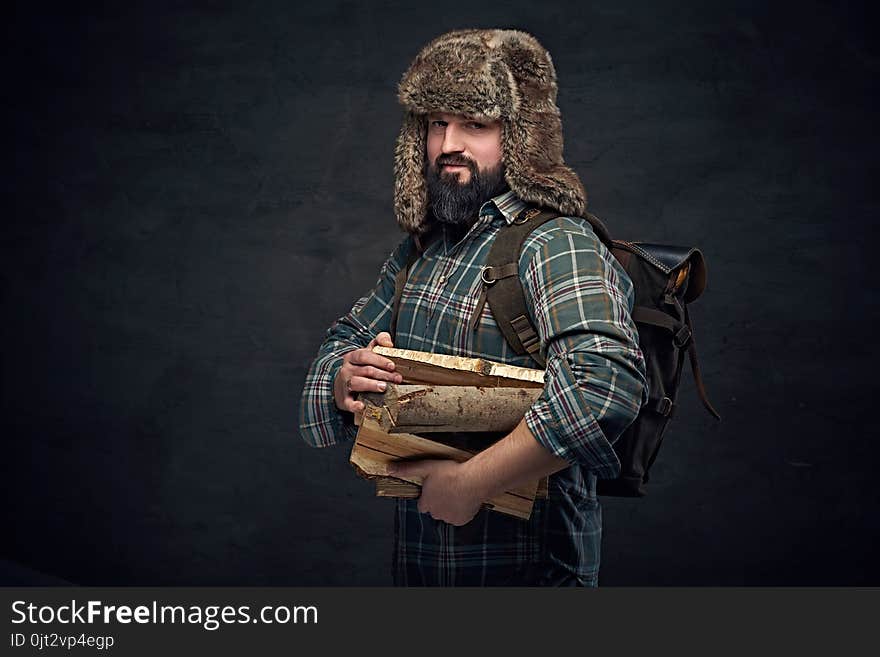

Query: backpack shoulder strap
left=479, top=208, right=613, bottom=368
left=481, top=208, right=557, bottom=367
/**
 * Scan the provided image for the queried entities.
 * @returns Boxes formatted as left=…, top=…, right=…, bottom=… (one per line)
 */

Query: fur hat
left=394, top=29, right=587, bottom=235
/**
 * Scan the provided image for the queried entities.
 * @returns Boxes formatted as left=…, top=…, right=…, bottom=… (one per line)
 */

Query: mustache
left=434, top=155, right=476, bottom=169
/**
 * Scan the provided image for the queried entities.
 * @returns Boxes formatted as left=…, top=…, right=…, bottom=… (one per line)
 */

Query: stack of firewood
left=350, top=346, right=548, bottom=520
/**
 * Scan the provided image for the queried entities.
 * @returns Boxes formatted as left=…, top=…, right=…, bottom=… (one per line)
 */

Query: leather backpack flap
left=621, top=242, right=707, bottom=304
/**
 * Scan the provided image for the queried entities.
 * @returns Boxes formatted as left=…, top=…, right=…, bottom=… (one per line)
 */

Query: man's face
left=426, top=112, right=503, bottom=183
left=424, top=112, right=507, bottom=227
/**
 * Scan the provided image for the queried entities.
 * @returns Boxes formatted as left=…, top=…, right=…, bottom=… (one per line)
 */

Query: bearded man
left=299, top=29, right=647, bottom=586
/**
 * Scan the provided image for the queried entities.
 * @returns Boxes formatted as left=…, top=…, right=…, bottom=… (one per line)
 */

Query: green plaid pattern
left=299, top=191, right=647, bottom=586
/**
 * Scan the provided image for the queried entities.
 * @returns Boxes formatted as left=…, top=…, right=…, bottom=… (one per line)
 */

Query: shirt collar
left=479, top=189, right=528, bottom=225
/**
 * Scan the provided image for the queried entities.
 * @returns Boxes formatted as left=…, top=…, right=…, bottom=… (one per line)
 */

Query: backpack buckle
left=673, top=324, right=692, bottom=349
left=656, top=397, right=674, bottom=417
left=513, top=208, right=541, bottom=225
left=480, top=266, right=498, bottom=285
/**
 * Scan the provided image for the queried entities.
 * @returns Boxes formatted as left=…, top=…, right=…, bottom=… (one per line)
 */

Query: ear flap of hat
left=393, top=112, right=428, bottom=235
left=502, top=118, right=587, bottom=219
left=497, top=31, right=587, bottom=217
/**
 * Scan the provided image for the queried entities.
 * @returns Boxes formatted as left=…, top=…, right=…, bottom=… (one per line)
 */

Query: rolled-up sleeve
left=520, top=218, right=648, bottom=478
left=298, top=236, right=412, bottom=448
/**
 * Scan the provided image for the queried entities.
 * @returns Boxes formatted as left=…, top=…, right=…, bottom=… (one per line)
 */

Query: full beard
left=425, top=158, right=509, bottom=228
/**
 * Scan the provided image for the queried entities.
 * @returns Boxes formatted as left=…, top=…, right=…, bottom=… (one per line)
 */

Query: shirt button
left=438, top=275, right=446, bottom=284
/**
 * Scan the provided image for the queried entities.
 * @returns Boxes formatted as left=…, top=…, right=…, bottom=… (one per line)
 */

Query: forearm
left=461, top=419, right=569, bottom=501
left=299, top=237, right=413, bottom=447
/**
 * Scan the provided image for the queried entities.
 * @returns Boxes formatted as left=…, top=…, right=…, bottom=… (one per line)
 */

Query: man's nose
left=441, top=125, right=465, bottom=153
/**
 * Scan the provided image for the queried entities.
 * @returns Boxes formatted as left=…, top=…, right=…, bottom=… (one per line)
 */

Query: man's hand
left=388, top=460, right=487, bottom=527
left=334, top=332, right=403, bottom=414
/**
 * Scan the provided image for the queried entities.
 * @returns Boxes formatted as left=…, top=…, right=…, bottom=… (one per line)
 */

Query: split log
left=359, top=384, right=542, bottom=434
left=351, top=414, right=539, bottom=520
left=372, top=346, right=544, bottom=389
left=373, top=477, right=421, bottom=499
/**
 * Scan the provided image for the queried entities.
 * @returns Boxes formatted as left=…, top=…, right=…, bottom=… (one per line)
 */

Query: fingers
left=375, top=332, right=394, bottom=347
left=335, top=336, right=400, bottom=414
left=341, top=397, right=365, bottom=414
left=348, top=365, right=401, bottom=383
left=388, top=460, right=432, bottom=479
left=341, top=368, right=400, bottom=396
left=347, top=375, right=390, bottom=394
left=348, top=348, right=397, bottom=371
left=366, top=332, right=395, bottom=350
left=388, top=460, right=441, bottom=517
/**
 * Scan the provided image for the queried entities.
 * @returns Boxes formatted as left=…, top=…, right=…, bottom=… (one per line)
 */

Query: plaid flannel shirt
left=299, top=191, right=647, bottom=586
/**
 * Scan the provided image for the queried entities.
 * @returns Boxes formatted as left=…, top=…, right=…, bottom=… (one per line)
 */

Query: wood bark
left=359, top=384, right=542, bottom=434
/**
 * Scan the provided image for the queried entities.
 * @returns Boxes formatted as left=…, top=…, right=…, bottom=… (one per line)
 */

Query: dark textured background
left=3, top=0, right=877, bottom=585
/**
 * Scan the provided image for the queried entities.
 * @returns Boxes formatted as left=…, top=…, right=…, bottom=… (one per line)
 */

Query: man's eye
left=468, top=122, right=485, bottom=129
left=430, top=120, right=447, bottom=128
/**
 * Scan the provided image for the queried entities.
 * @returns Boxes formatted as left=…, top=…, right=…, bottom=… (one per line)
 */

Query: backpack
left=390, top=207, right=721, bottom=497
